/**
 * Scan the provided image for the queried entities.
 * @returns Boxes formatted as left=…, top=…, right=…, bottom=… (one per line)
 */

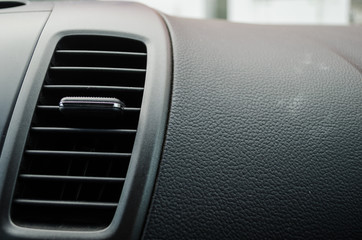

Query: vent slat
left=25, top=150, right=132, bottom=158
left=50, top=66, right=146, bottom=73
left=19, top=174, right=125, bottom=183
left=56, top=50, right=147, bottom=56
left=31, top=127, right=137, bottom=134
left=14, top=199, right=118, bottom=208
left=37, top=105, right=141, bottom=112
left=43, top=85, right=144, bottom=92
left=12, top=35, right=146, bottom=230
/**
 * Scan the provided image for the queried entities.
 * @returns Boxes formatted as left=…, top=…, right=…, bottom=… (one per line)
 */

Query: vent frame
left=10, top=34, right=147, bottom=230
left=0, top=2, right=171, bottom=240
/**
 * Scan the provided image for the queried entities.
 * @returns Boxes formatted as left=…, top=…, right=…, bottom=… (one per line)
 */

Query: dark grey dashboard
left=0, top=1, right=361, bottom=240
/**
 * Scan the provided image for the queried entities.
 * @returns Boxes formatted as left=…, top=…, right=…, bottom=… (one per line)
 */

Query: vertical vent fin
left=11, top=35, right=147, bottom=230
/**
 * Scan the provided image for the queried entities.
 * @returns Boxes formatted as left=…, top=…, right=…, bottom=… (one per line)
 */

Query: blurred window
left=31, top=0, right=362, bottom=25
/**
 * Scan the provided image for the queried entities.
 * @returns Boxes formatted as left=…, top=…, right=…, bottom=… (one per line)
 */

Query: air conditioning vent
left=11, top=35, right=147, bottom=230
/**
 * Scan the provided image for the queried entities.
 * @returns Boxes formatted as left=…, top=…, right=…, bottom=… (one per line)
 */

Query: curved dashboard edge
left=0, top=11, right=50, bottom=155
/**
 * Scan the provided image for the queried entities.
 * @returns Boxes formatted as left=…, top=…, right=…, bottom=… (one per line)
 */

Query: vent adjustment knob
left=59, top=96, right=125, bottom=116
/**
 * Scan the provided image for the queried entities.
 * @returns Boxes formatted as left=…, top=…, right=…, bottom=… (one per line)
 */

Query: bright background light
left=131, top=0, right=209, bottom=19
left=128, top=0, right=362, bottom=25
left=228, top=0, right=350, bottom=25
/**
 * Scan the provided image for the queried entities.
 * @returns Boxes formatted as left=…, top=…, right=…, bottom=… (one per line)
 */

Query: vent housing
left=11, top=35, right=147, bottom=230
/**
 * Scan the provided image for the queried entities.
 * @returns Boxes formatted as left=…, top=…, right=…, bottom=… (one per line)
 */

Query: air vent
left=11, top=35, right=147, bottom=230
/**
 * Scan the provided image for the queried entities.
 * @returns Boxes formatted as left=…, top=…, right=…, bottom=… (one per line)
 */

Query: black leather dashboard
left=0, top=2, right=361, bottom=239
left=143, top=17, right=362, bottom=239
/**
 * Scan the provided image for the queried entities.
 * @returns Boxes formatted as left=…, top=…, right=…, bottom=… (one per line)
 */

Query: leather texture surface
left=142, top=16, right=362, bottom=240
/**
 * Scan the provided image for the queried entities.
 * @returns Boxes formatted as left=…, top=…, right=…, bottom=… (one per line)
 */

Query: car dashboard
left=0, top=1, right=361, bottom=239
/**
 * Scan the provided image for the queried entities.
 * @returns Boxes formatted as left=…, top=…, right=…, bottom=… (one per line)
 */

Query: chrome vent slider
left=59, top=97, right=125, bottom=115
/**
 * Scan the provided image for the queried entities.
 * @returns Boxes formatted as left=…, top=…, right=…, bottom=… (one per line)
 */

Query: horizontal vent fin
left=50, top=66, right=146, bottom=72
left=31, top=127, right=137, bottom=134
left=19, top=174, right=125, bottom=183
left=37, top=105, right=141, bottom=112
left=14, top=199, right=119, bottom=208
left=43, top=85, right=144, bottom=92
left=56, top=50, right=147, bottom=56
left=25, top=150, right=132, bottom=158
left=11, top=35, right=147, bottom=230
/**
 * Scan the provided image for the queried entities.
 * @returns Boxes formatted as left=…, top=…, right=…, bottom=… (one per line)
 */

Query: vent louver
left=11, top=35, right=147, bottom=230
